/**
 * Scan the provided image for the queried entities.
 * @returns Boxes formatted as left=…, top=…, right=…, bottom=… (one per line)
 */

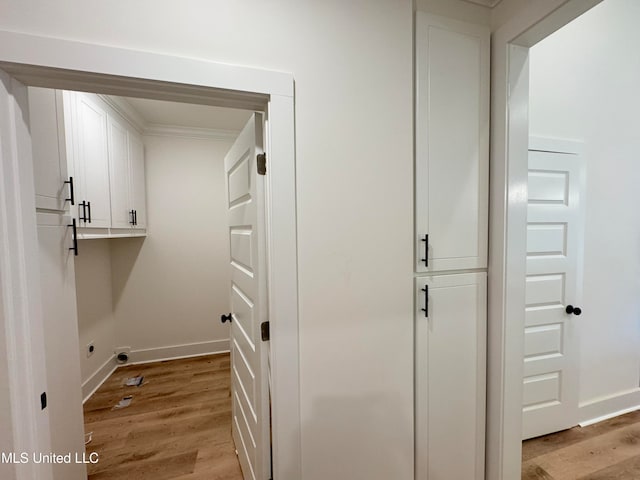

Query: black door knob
left=220, top=313, right=233, bottom=323
left=566, top=305, right=582, bottom=316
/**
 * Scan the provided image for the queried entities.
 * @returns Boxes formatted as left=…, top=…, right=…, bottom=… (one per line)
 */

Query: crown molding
left=99, top=94, right=147, bottom=132
left=143, top=123, right=239, bottom=141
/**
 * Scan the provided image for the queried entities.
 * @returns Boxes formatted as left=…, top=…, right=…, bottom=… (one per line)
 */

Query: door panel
left=415, top=272, right=486, bottom=480
left=129, top=132, right=147, bottom=229
left=28, top=87, right=69, bottom=211
left=225, top=113, right=270, bottom=480
left=522, top=141, right=584, bottom=439
left=74, top=93, right=111, bottom=228
left=415, top=13, right=489, bottom=272
left=107, top=115, right=130, bottom=229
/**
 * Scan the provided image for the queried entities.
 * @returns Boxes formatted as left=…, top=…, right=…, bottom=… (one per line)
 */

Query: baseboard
left=579, top=388, right=640, bottom=427
left=126, top=339, right=230, bottom=365
left=82, top=355, right=118, bottom=403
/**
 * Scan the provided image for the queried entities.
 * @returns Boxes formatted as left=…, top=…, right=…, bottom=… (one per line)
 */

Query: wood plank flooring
left=83, top=353, right=243, bottom=480
left=522, top=410, right=640, bottom=479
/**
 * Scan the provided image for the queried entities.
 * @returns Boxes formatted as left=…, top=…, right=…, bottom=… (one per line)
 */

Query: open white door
left=224, top=113, right=271, bottom=480
left=522, top=138, right=584, bottom=439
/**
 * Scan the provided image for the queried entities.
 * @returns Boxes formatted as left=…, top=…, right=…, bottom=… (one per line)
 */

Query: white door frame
left=0, top=30, right=301, bottom=480
left=486, top=1, right=603, bottom=479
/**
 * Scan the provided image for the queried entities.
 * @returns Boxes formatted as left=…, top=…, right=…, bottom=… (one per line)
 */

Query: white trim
left=579, top=389, right=640, bottom=426
left=0, top=72, right=53, bottom=480
left=0, top=30, right=301, bottom=480
left=143, top=123, right=239, bottom=140
left=126, top=339, right=230, bottom=365
left=81, top=355, right=118, bottom=403
left=0, top=31, right=292, bottom=98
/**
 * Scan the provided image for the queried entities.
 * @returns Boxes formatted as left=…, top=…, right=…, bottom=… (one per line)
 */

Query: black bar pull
left=68, top=219, right=78, bottom=256
left=64, top=177, right=75, bottom=205
left=421, top=285, right=429, bottom=318
left=421, top=234, right=429, bottom=267
left=79, top=201, right=88, bottom=223
left=221, top=313, right=233, bottom=323
left=133, top=210, right=137, bottom=226
left=87, top=201, right=92, bottom=223
left=129, top=210, right=135, bottom=225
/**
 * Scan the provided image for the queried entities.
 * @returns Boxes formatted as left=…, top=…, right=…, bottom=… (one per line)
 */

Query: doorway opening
left=0, top=33, right=300, bottom=480
left=519, top=1, right=640, bottom=477
left=30, top=84, right=268, bottom=479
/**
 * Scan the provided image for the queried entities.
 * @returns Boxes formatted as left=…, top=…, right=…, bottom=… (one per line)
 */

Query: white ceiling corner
left=121, top=97, right=252, bottom=133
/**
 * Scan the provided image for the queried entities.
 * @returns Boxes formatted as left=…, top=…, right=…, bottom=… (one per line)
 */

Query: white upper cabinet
left=128, top=133, right=147, bottom=229
left=63, top=90, right=147, bottom=236
left=28, top=87, right=71, bottom=211
left=69, top=92, right=112, bottom=229
left=415, top=13, right=489, bottom=273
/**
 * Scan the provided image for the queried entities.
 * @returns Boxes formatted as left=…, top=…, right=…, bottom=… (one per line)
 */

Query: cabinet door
left=415, top=13, right=489, bottom=272
left=74, top=93, right=111, bottom=228
left=107, top=114, right=132, bottom=229
left=128, top=132, right=147, bottom=229
left=28, top=87, right=69, bottom=211
left=415, top=272, right=486, bottom=480
left=36, top=213, right=86, bottom=480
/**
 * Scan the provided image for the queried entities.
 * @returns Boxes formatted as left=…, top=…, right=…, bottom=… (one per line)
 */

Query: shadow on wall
left=299, top=393, right=412, bottom=479
left=110, top=237, right=145, bottom=308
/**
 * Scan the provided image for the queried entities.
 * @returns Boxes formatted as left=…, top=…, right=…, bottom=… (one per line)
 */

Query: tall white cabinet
left=29, top=87, right=87, bottom=480
left=414, top=12, right=489, bottom=480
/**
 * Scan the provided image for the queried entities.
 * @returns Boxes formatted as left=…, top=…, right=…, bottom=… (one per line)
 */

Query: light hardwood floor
left=522, top=410, right=640, bottom=479
left=83, top=353, right=243, bottom=480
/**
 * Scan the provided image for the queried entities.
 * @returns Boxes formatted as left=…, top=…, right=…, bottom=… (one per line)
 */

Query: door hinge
left=257, top=153, right=267, bottom=175
left=261, top=321, right=270, bottom=341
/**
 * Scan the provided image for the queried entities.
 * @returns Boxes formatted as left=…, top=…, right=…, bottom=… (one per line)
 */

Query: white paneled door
left=224, top=113, right=270, bottom=480
left=523, top=139, right=584, bottom=439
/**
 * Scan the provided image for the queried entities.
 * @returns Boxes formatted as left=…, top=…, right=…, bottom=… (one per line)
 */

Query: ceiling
left=123, top=97, right=252, bottom=132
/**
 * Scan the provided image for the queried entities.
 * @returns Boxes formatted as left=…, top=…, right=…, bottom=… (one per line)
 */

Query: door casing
left=487, top=1, right=603, bottom=479
left=0, top=30, right=300, bottom=480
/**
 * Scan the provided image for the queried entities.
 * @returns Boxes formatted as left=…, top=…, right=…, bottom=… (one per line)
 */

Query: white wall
left=74, top=239, right=117, bottom=385
left=529, top=0, right=640, bottom=414
left=110, top=134, right=233, bottom=357
left=0, top=1, right=415, bottom=477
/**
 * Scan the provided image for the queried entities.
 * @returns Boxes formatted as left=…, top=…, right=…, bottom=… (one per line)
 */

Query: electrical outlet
left=87, top=342, right=95, bottom=358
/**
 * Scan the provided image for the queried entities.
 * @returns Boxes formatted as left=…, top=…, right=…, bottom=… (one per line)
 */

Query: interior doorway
left=29, top=84, right=271, bottom=479
left=0, top=33, right=300, bottom=480
left=489, top=0, right=640, bottom=478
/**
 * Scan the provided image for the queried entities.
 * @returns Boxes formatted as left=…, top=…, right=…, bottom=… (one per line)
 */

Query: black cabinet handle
left=566, top=305, right=582, bottom=316
left=221, top=313, right=233, bottom=323
left=421, top=285, right=429, bottom=318
left=79, top=201, right=88, bottom=223
left=64, top=177, right=75, bottom=205
left=421, top=234, right=429, bottom=267
left=133, top=210, right=137, bottom=226
left=68, top=219, right=78, bottom=256
left=87, top=201, right=92, bottom=223
left=129, top=210, right=135, bottom=225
